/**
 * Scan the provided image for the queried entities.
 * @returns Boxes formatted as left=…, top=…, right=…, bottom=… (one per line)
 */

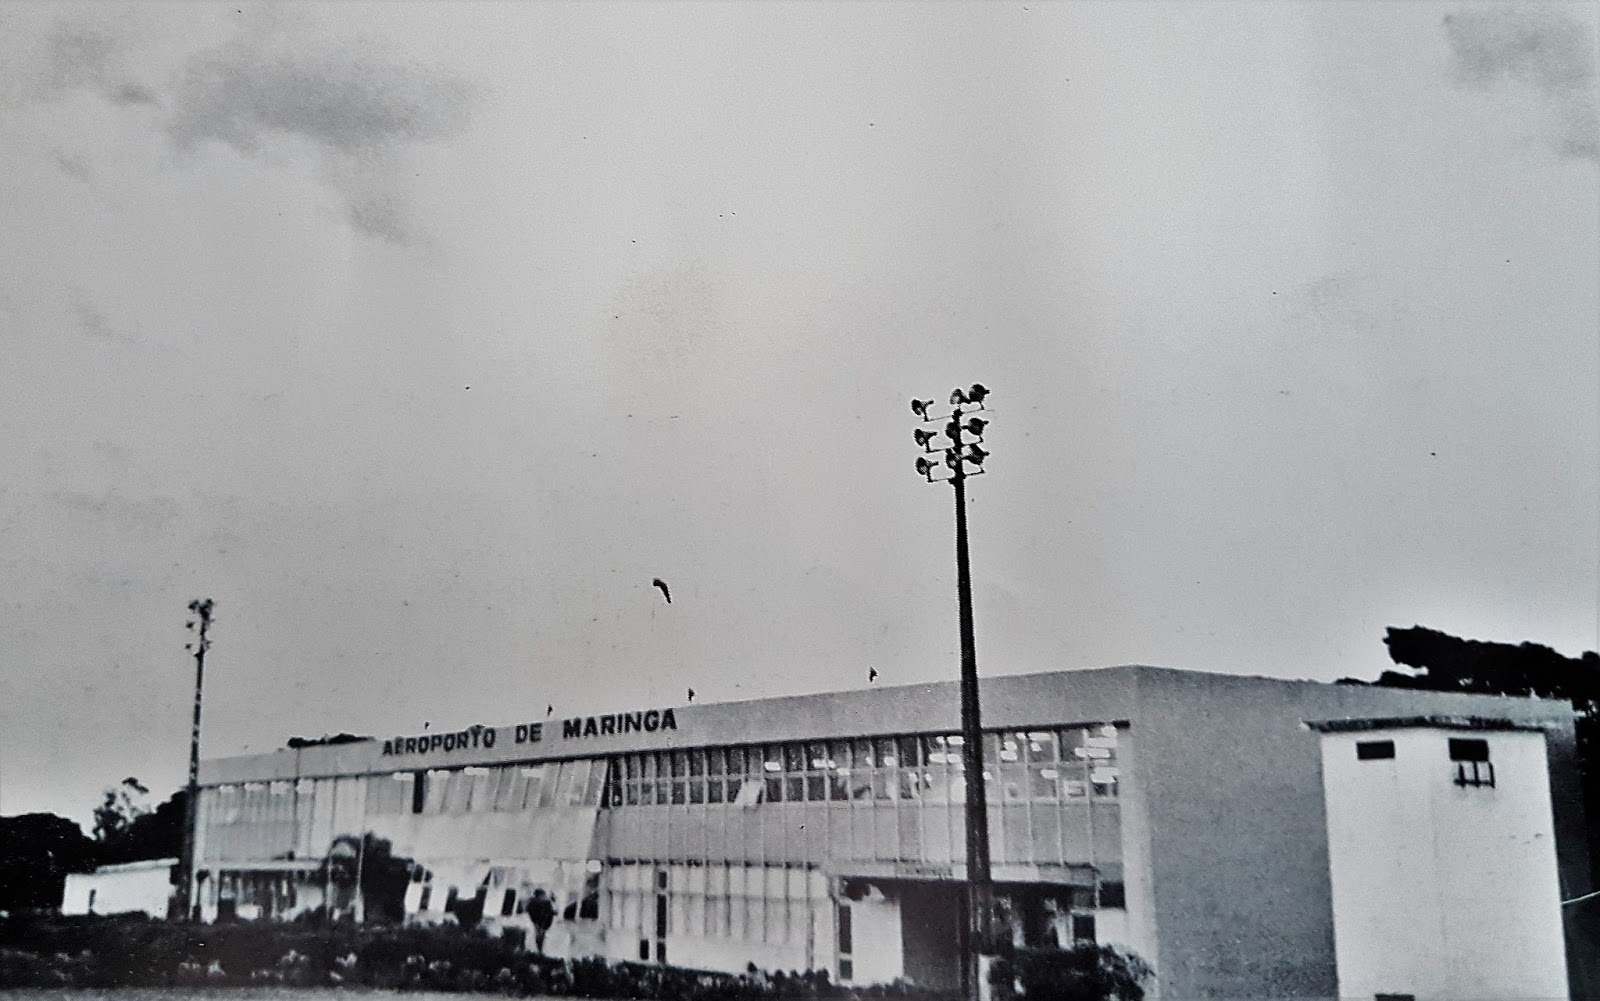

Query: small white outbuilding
left=61, top=857, right=177, bottom=919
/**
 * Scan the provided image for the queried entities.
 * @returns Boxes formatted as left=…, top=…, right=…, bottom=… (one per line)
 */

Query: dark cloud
left=51, top=149, right=93, bottom=183
left=28, top=20, right=160, bottom=110
left=1444, top=5, right=1598, bottom=160
left=167, top=40, right=471, bottom=156
left=72, top=298, right=137, bottom=345
left=108, top=81, right=158, bottom=106
left=39, top=21, right=119, bottom=95
left=166, top=37, right=473, bottom=242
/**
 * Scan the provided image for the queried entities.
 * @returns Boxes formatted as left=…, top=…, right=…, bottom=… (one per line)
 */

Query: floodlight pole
left=911, top=391, right=995, bottom=1001
left=949, top=410, right=996, bottom=1000
left=177, top=598, right=213, bottom=923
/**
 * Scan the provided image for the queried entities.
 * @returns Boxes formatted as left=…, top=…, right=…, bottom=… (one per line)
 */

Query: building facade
left=192, top=666, right=1589, bottom=999
left=60, top=857, right=178, bottom=919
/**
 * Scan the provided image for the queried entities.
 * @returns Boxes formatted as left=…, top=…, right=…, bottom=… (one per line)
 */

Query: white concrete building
left=1313, top=717, right=1569, bottom=1001
left=60, top=857, right=177, bottom=919
left=191, top=667, right=1591, bottom=999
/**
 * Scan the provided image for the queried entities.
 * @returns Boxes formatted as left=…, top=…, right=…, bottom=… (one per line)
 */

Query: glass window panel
left=765, top=776, right=784, bottom=803
left=495, top=769, right=526, bottom=810
left=540, top=765, right=561, bottom=807
left=829, top=771, right=851, bottom=801
left=852, top=739, right=873, bottom=769
left=830, top=741, right=853, bottom=769
left=655, top=775, right=671, bottom=805
left=897, top=736, right=921, bottom=767
left=624, top=756, right=638, bottom=780
left=1092, top=767, right=1119, bottom=798
left=566, top=760, right=592, bottom=805
left=670, top=751, right=687, bottom=778
left=784, top=744, right=806, bottom=773
left=445, top=771, right=473, bottom=814
left=689, top=779, right=705, bottom=805
left=585, top=761, right=607, bottom=805
left=898, top=769, right=922, bottom=800
left=707, top=778, right=724, bottom=804
left=806, top=774, right=826, bottom=801
left=1026, top=732, right=1056, bottom=763
left=522, top=766, right=545, bottom=809
left=999, top=733, right=1024, bottom=764
left=785, top=775, right=804, bottom=801
left=1059, top=728, right=1088, bottom=759
left=983, top=733, right=1001, bottom=765
left=728, top=778, right=743, bottom=801
left=807, top=743, right=829, bottom=770
left=1001, top=765, right=1028, bottom=802
left=726, top=747, right=745, bottom=775
left=425, top=770, right=451, bottom=813
left=672, top=780, right=686, bottom=805
left=763, top=745, right=784, bottom=774
left=707, top=749, right=724, bottom=775
left=874, top=738, right=898, bottom=767
left=689, top=749, right=705, bottom=776
left=1029, top=765, right=1060, bottom=801
left=872, top=770, right=896, bottom=801
left=625, top=781, right=640, bottom=806
left=923, top=761, right=951, bottom=804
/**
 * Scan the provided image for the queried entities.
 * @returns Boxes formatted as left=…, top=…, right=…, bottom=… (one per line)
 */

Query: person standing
left=525, top=888, right=556, bottom=954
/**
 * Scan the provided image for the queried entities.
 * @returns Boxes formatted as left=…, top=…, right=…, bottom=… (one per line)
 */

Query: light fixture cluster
left=911, top=383, right=991, bottom=482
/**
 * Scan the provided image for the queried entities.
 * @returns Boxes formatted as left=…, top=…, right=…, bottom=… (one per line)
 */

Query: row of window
left=1355, top=736, right=1496, bottom=789
left=206, top=726, right=1123, bottom=824
left=611, top=727, right=1121, bottom=806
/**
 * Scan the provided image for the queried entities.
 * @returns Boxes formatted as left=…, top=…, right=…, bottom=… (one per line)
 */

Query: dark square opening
left=1356, top=740, right=1395, bottom=760
left=1449, top=738, right=1489, bottom=762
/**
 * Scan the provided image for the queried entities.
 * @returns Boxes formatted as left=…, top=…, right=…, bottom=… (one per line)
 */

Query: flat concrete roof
left=1305, top=715, right=1552, bottom=734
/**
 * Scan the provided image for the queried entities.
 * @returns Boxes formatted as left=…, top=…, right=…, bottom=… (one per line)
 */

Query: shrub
left=988, top=945, right=1152, bottom=1001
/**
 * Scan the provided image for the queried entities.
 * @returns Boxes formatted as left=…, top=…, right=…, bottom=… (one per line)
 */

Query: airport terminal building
left=193, top=665, right=1588, bottom=999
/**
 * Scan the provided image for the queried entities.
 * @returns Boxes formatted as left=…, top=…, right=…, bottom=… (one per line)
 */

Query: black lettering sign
left=381, top=725, right=500, bottom=756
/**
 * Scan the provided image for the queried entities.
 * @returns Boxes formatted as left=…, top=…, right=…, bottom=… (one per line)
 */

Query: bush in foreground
left=0, top=913, right=1147, bottom=1000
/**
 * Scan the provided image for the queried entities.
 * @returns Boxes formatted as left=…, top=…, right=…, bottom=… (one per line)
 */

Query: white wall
left=61, top=859, right=176, bottom=918
left=845, top=893, right=903, bottom=985
left=1320, top=727, right=1568, bottom=1001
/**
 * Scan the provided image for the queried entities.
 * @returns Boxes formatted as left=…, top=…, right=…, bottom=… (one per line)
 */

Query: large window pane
left=897, top=736, right=921, bottom=768
left=874, top=738, right=898, bottom=768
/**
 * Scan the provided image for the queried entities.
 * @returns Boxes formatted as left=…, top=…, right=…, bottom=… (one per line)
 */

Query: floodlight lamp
left=914, top=428, right=938, bottom=448
left=967, top=383, right=990, bottom=407
left=911, top=399, right=934, bottom=419
left=967, top=444, right=989, bottom=465
left=945, top=449, right=961, bottom=470
left=964, top=418, right=987, bottom=437
left=915, top=457, right=936, bottom=477
left=950, top=388, right=967, bottom=406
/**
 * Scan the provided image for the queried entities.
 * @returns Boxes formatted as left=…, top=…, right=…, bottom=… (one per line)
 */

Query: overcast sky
left=1, top=1, right=1595, bottom=828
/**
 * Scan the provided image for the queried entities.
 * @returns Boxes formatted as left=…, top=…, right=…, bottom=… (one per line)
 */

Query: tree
left=1370, top=625, right=1600, bottom=875
left=92, top=777, right=150, bottom=845
left=0, top=813, right=98, bottom=913
left=99, top=788, right=188, bottom=866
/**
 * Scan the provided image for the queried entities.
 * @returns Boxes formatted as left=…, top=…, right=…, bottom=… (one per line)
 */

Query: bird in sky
left=868, top=667, right=878, bottom=683
left=546, top=705, right=553, bottom=717
left=652, top=578, right=672, bottom=604
left=688, top=688, right=696, bottom=703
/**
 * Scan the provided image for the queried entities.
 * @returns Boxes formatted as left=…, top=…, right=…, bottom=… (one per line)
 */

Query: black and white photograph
left=0, top=3, right=1596, bottom=999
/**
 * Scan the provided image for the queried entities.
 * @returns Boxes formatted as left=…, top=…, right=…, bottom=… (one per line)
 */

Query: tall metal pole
left=178, top=598, right=213, bottom=923
left=951, top=414, right=995, bottom=1000
left=911, top=386, right=994, bottom=1001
